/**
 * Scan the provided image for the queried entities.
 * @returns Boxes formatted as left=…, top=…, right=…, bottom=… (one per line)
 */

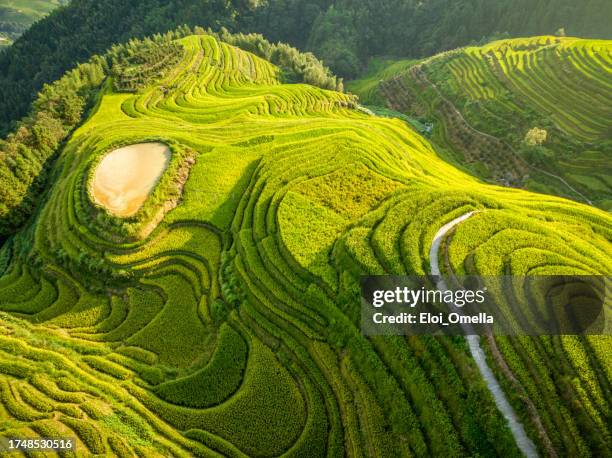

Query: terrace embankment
left=92, top=142, right=171, bottom=216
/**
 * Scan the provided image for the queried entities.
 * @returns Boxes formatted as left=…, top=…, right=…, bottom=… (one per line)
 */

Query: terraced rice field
left=0, top=34, right=610, bottom=456
left=354, top=37, right=612, bottom=208
left=446, top=37, right=610, bottom=141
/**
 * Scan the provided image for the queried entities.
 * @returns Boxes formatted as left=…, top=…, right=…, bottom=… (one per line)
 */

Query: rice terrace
left=0, top=3, right=610, bottom=457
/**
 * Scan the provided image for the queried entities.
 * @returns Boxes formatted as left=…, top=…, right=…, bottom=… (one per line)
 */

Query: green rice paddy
left=0, top=34, right=610, bottom=456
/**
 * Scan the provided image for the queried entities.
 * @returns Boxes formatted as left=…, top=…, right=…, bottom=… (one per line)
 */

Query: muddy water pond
left=92, top=142, right=171, bottom=217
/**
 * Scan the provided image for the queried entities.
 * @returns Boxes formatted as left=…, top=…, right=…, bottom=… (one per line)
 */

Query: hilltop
left=0, top=27, right=340, bottom=239
left=0, top=33, right=610, bottom=456
left=1, top=0, right=611, bottom=134
left=349, top=36, right=612, bottom=209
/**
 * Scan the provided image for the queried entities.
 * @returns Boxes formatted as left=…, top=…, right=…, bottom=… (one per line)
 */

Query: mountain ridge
left=1, top=0, right=611, bottom=135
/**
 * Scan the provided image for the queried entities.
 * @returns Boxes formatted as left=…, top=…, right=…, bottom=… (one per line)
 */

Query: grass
left=0, top=32, right=610, bottom=456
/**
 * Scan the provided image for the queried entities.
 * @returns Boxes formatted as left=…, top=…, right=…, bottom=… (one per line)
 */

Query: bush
left=524, top=127, right=547, bottom=146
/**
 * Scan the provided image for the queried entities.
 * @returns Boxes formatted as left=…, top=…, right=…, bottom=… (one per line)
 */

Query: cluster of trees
left=0, top=59, right=106, bottom=239
left=524, top=127, right=548, bottom=146
left=1, top=0, right=611, bottom=134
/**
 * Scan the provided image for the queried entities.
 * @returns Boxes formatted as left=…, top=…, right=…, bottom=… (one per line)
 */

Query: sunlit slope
left=0, top=34, right=610, bottom=456
left=451, top=37, right=611, bottom=139
left=351, top=37, right=612, bottom=208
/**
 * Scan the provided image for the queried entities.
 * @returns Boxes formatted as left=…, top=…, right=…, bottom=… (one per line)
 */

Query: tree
left=524, top=127, right=547, bottom=146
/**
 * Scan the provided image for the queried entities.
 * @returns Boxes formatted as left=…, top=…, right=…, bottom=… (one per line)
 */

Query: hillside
left=0, top=27, right=339, bottom=240
left=0, top=0, right=66, bottom=48
left=349, top=36, right=612, bottom=209
left=0, top=33, right=610, bottom=456
left=1, top=0, right=612, bottom=134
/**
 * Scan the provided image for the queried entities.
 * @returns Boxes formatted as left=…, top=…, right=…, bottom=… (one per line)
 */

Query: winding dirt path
left=429, top=212, right=539, bottom=458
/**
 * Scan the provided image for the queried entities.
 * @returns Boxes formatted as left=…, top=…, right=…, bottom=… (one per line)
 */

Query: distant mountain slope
left=303, top=0, right=612, bottom=77
left=349, top=36, right=612, bottom=209
left=0, top=0, right=66, bottom=47
left=1, top=0, right=611, bottom=134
